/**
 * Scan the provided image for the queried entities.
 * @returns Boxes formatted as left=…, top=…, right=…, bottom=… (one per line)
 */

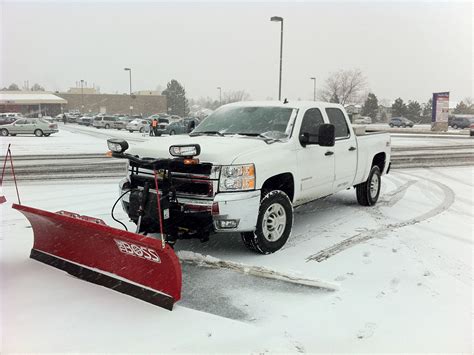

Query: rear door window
left=326, top=108, right=350, bottom=138
left=15, top=119, right=27, bottom=124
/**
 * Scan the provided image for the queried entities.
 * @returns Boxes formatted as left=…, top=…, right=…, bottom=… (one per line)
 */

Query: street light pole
left=124, top=68, right=132, bottom=116
left=271, top=16, right=283, bottom=101
left=80, top=79, right=84, bottom=113
left=310, top=77, right=316, bottom=101
left=217, top=87, right=222, bottom=106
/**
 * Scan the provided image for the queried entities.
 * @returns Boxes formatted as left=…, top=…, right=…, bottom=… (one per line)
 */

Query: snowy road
left=1, top=166, right=472, bottom=352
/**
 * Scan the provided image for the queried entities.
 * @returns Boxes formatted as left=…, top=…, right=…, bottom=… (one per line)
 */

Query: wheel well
left=372, top=152, right=386, bottom=172
left=261, top=173, right=294, bottom=202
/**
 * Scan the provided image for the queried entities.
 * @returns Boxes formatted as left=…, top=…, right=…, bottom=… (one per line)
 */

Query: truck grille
left=129, top=165, right=219, bottom=199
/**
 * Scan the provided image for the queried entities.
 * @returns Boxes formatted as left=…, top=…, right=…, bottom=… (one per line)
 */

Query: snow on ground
left=1, top=123, right=472, bottom=156
left=1, top=166, right=472, bottom=352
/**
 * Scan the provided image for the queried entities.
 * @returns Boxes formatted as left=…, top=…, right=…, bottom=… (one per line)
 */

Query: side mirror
left=318, top=124, right=335, bottom=147
left=299, top=132, right=310, bottom=147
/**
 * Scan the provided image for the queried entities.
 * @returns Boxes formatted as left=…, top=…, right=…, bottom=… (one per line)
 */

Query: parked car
left=0, top=117, right=58, bottom=137
left=389, top=117, right=414, bottom=128
left=77, top=115, right=95, bottom=126
left=183, top=117, right=201, bottom=132
left=353, top=116, right=372, bottom=124
left=113, top=117, right=132, bottom=130
left=126, top=119, right=150, bottom=133
left=0, top=116, right=19, bottom=125
left=156, top=118, right=189, bottom=135
left=93, top=115, right=118, bottom=129
left=449, top=115, right=474, bottom=129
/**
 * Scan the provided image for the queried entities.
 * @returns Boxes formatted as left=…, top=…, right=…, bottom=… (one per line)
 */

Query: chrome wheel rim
left=262, top=203, right=286, bottom=242
left=370, top=173, right=380, bottom=199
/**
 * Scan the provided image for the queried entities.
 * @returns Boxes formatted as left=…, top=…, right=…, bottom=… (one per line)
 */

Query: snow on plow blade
left=13, top=203, right=182, bottom=310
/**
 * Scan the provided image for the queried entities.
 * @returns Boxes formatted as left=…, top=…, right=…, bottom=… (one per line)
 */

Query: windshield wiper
left=190, top=131, right=224, bottom=137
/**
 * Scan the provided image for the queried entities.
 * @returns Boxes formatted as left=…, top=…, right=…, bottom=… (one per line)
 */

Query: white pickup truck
left=112, top=101, right=391, bottom=254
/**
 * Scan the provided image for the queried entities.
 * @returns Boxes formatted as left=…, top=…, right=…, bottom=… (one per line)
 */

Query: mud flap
left=13, top=203, right=182, bottom=310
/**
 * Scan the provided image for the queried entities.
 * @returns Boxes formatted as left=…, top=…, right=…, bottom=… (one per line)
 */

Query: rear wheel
left=169, top=130, right=176, bottom=135
left=105, top=124, right=110, bottom=129
left=44, top=133, right=51, bottom=137
left=241, top=190, right=293, bottom=254
left=1, top=129, right=9, bottom=136
left=453, top=124, right=458, bottom=129
left=402, top=123, right=406, bottom=128
left=129, top=130, right=133, bottom=133
left=389, top=123, right=394, bottom=128
left=356, top=166, right=381, bottom=206
left=34, top=129, right=44, bottom=137
left=139, top=127, right=145, bottom=133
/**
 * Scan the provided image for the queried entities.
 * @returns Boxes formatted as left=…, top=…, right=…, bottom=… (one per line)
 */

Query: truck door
left=325, top=107, right=358, bottom=191
left=296, top=108, right=335, bottom=201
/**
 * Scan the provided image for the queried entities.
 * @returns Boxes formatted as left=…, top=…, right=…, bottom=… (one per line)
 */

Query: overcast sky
left=1, top=1, right=472, bottom=104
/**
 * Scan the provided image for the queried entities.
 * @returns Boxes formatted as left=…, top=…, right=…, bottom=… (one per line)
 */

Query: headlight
left=219, top=164, right=255, bottom=191
left=107, top=139, right=129, bottom=153
left=169, top=144, right=201, bottom=157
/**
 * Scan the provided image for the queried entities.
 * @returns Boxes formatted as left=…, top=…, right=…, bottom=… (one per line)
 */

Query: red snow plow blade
left=13, top=203, right=182, bottom=310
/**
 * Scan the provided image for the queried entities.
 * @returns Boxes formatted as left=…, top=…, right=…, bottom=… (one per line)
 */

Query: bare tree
left=319, top=69, right=367, bottom=105
left=222, top=90, right=251, bottom=104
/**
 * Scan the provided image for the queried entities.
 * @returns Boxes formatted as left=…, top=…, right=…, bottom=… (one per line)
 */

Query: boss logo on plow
left=114, top=239, right=161, bottom=263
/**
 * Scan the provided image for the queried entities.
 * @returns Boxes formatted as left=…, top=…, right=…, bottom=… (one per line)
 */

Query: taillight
left=49, top=124, right=57, bottom=129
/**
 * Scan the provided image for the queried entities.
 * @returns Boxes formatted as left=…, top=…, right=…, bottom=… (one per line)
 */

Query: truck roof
left=224, top=100, right=345, bottom=111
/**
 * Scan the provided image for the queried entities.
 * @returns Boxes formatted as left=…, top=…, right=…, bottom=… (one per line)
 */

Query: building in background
left=0, top=91, right=67, bottom=116
left=56, top=91, right=167, bottom=116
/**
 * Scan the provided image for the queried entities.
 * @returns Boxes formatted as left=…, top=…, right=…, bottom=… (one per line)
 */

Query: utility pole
left=217, top=87, right=222, bottom=106
left=310, top=77, right=316, bottom=101
left=124, top=68, right=132, bottom=116
left=80, top=79, right=84, bottom=113
left=270, top=16, right=284, bottom=100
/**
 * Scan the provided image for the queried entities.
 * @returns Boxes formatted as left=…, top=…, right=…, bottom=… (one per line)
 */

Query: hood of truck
left=128, top=135, right=274, bottom=165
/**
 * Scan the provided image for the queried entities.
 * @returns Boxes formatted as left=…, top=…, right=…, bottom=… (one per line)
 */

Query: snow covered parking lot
left=1, top=166, right=472, bottom=353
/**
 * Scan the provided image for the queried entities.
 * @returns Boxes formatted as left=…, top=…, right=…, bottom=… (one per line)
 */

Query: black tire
left=44, top=133, right=51, bottom=137
left=139, top=127, right=145, bottom=133
left=10, top=134, right=16, bottom=136
left=241, top=190, right=293, bottom=254
left=105, top=124, right=110, bottom=129
left=34, top=129, right=43, bottom=137
left=402, top=123, right=406, bottom=128
left=453, top=124, right=458, bottom=129
left=169, top=130, right=176, bottom=135
left=389, top=123, right=394, bottom=128
left=1, top=129, right=9, bottom=136
left=356, top=166, right=381, bottom=206
left=129, top=130, right=133, bottom=133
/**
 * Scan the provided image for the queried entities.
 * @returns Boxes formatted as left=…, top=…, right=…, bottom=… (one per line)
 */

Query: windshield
left=192, top=106, right=294, bottom=136
left=130, top=119, right=142, bottom=124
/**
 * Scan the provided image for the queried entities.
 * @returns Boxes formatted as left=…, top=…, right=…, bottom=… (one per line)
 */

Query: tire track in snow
left=306, top=176, right=455, bottom=263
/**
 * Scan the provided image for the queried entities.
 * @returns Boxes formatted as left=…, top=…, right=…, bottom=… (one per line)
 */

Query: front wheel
left=139, top=127, right=145, bottom=133
left=105, top=124, right=110, bottom=129
left=389, top=123, right=394, bottom=128
left=169, top=130, right=176, bottom=135
left=356, top=165, right=381, bottom=206
left=241, top=190, right=293, bottom=254
left=453, top=124, right=458, bottom=129
left=1, top=129, right=9, bottom=136
left=129, top=130, right=133, bottom=133
left=34, top=129, right=44, bottom=137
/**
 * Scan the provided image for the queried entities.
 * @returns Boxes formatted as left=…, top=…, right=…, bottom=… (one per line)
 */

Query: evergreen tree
left=453, top=101, right=469, bottom=114
left=162, top=79, right=189, bottom=116
left=7, top=83, right=20, bottom=91
left=391, top=98, right=407, bottom=117
left=422, top=98, right=432, bottom=117
left=406, top=100, right=422, bottom=121
left=361, top=93, right=379, bottom=118
left=31, top=83, right=45, bottom=91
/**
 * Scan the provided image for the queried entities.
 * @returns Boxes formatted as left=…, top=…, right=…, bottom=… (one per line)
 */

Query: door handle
left=325, top=151, right=334, bottom=156
left=349, top=146, right=357, bottom=151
